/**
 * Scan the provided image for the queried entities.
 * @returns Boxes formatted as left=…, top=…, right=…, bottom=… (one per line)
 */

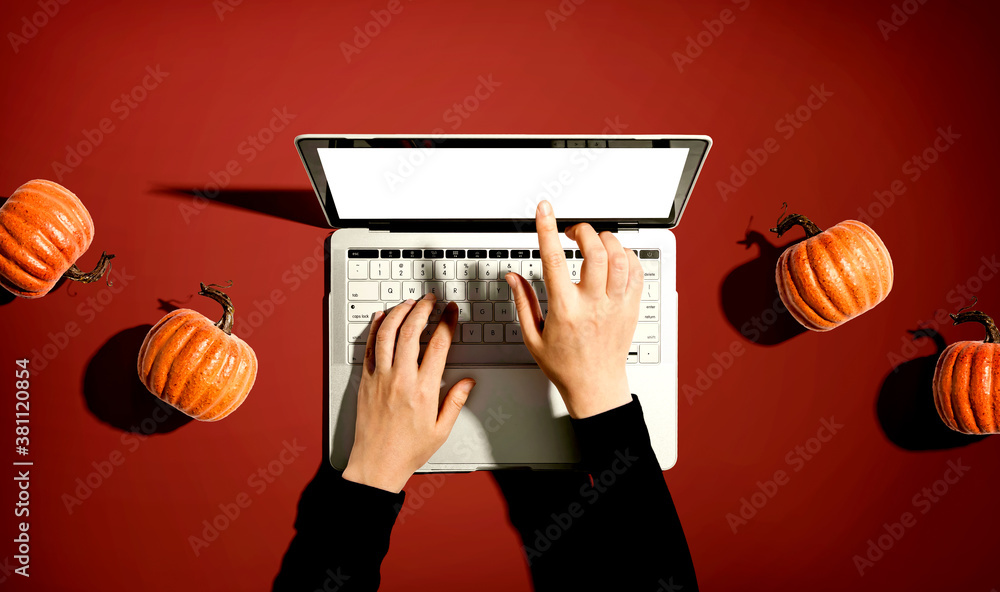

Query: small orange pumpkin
left=0, top=179, right=114, bottom=298
left=137, top=283, right=258, bottom=421
left=770, top=204, right=893, bottom=331
left=933, top=305, right=1000, bottom=434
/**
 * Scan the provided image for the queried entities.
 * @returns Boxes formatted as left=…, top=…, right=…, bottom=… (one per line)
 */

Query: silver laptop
left=295, top=134, right=712, bottom=472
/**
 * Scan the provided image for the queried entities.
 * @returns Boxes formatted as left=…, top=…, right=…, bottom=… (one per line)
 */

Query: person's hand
left=342, top=293, right=476, bottom=493
left=505, top=200, right=642, bottom=419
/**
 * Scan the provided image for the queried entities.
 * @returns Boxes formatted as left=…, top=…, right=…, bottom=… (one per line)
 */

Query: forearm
left=273, top=465, right=404, bottom=591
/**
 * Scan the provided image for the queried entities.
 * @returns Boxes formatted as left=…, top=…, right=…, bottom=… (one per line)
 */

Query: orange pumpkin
left=770, top=204, right=893, bottom=331
left=137, top=283, right=257, bottom=421
left=0, top=179, right=114, bottom=298
left=933, top=306, right=1000, bottom=434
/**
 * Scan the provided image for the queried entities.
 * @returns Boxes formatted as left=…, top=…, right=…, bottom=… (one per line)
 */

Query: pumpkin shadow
left=82, top=324, right=193, bottom=434
left=151, top=187, right=328, bottom=227
left=0, top=289, right=15, bottom=306
left=719, top=222, right=808, bottom=346
left=876, top=328, right=988, bottom=451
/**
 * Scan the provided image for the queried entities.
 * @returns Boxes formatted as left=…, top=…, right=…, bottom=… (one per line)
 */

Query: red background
left=2, top=0, right=998, bottom=590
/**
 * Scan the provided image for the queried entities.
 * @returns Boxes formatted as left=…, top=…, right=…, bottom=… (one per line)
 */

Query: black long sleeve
left=495, top=395, right=698, bottom=591
left=273, top=463, right=405, bottom=591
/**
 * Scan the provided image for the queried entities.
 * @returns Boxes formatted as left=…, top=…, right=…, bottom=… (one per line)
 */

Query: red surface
left=2, top=0, right=998, bottom=589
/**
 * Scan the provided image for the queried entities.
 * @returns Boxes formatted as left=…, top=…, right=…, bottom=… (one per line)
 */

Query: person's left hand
left=342, top=293, right=476, bottom=493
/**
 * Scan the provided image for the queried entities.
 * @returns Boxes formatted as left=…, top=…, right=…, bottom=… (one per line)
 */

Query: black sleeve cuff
left=569, top=394, right=659, bottom=471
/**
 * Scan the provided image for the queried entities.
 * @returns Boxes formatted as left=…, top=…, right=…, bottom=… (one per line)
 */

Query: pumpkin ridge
left=24, top=190, right=89, bottom=253
left=934, top=343, right=961, bottom=429
left=980, top=346, right=997, bottom=433
left=174, top=334, right=231, bottom=417
left=822, top=226, right=866, bottom=316
left=992, top=346, right=1000, bottom=432
left=209, top=339, right=256, bottom=420
left=798, top=239, right=846, bottom=323
left=776, top=251, right=827, bottom=330
left=0, top=209, right=55, bottom=282
left=0, top=203, right=70, bottom=277
left=0, top=240, right=47, bottom=292
left=26, top=180, right=94, bottom=242
left=970, top=344, right=995, bottom=433
left=838, top=223, right=882, bottom=310
left=952, top=341, right=978, bottom=433
left=139, top=310, right=196, bottom=380
left=147, top=315, right=205, bottom=403
left=160, top=321, right=218, bottom=410
left=843, top=221, right=891, bottom=301
left=198, top=340, right=243, bottom=419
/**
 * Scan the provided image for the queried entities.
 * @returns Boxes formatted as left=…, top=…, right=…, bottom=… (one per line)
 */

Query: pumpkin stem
left=63, top=252, right=116, bottom=285
left=769, top=202, right=823, bottom=238
left=949, top=309, right=1000, bottom=344
left=198, top=281, right=235, bottom=336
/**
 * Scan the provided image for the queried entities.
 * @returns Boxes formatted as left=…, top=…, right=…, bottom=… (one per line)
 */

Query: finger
left=374, top=299, right=416, bottom=371
left=572, top=223, right=608, bottom=293
left=419, top=301, right=459, bottom=378
left=394, top=292, right=437, bottom=365
left=534, top=200, right=571, bottom=301
left=436, top=378, right=476, bottom=436
left=624, top=246, right=644, bottom=302
left=506, top=272, right=544, bottom=350
left=363, top=310, right=386, bottom=375
left=600, top=231, right=629, bottom=298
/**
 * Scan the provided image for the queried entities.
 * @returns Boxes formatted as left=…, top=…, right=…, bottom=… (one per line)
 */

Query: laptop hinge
left=618, top=221, right=639, bottom=232
left=369, top=221, right=391, bottom=233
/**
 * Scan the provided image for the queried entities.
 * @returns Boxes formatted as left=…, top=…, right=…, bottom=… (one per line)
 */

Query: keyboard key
left=457, top=303, right=471, bottom=322
left=347, top=302, right=383, bottom=322
left=632, top=323, right=660, bottom=343
left=468, top=282, right=487, bottom=301
left=640, top=302, right=659, bottom=322
left=424, top=281, right=443, bottom=300
left=348, top=323, right=370, bottom=343
left=413, top=260, right=432, bottom=279
left=484, top=323, right=504, bottom=343
left=494, top=302, right=514, bottom=322
left=565, top=250, right=574, bottom=259
left=568, top=261, right=582, bottom=281
left=531, top=281, right=547, bottom=301
left=505, top=324, right=523, bottom=343
left=430, top=303, right=445, bottom=322
left=567, top=139, right=585, bottom=148
left=420, top=324, right=436, bottom=342
left=391, top=260, right=411, bottom=280
left=349, top=344, right=367, bottom=364
left=369, top=261, right=390, bottom=280
left=642, top=281, right=659, bottom=301
left=403, top=249, right=422, bottom=258
left=473, top=303, right=492, bottom=321
left=348, top=261, right=367, bottom=280
left=402, top=282, right=422, bottom=298
left=348, top=249, right=378, bottom=258
left=435, top=260, right=455, bottom=279
left=446, top=249, right=465, bottom=258
left=381, top=281, right=401, bottom=301
left=521, top=261, right=542, bottom=280
left=640, top=249, right=659, bottom=259
left=479, top=261, right=498, bottom=280
left=467, top=249, right=487, bottom=258
left=511, top=249, right=530, bottom=258
left=587, top=139, right=607, bottom=147
left=424, top=249, right=444, bottom=258
left=499, top=260, right=520, bottom=279
left=539, top=302, right=548, bottom=318
left=489, top=281, right=510, bottom=301
left=380, top=249, right=401, bottom=258
left=463, top=324, right=482, bottom=343
left=639, top=344, right=659, bottom=364
left=445, top=281, right=466, bottom=301
left=627, top=345, right=639, bottom=364
left=453, top=324, right=462, bottom=342
left=640, top=259, right=658, bottom=280
left=458, top=260, right=477, bottom=279
left=489, top=249, right=509, bottom=258
left=348, top=282, right=379, bottom=300
left=575, top=250, right=583, bottom=258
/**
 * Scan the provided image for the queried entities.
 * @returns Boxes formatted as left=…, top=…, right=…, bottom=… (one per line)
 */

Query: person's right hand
left=505, top=200, right=644, bottom=419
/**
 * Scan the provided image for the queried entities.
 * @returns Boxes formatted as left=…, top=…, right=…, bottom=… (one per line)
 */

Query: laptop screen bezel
left=295, top=134, right=711, bottom=231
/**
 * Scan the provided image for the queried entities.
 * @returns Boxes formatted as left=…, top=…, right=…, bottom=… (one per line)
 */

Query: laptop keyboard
left=346, top=248, right=661, bottom=366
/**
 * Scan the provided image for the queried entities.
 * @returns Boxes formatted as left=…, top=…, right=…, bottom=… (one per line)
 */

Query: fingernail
left=373, top=311, right=383, bottom=320
left=537, top=200, right=551, bottom=215
left=422, top=292, right=436, bottom=300
left=404, top=298, right=414, bottom=305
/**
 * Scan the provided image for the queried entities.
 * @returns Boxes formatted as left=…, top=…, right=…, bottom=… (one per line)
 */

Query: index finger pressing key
left=534, top=200, right=571, bottom=299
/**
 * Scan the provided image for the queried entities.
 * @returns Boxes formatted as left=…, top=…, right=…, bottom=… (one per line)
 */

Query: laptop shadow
left=152, top=187, right=328, bottom=227
left=876, top=327, right=988, bottom=451
left=82, top=323, right=194, bottom=434
left=719, top=219, right=807, bottom=346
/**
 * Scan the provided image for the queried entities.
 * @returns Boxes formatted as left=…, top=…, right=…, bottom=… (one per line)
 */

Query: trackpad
left=426, top=368, right=579, bottom=466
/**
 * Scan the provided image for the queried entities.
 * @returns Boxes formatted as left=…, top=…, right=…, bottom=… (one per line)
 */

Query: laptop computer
left=295, top=134, right=712, bottom=472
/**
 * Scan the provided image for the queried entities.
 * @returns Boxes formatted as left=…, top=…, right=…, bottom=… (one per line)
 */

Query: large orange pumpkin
left=137, top=283, right=258, bottom=421
left=0, top=179, right=114, bottom=298
left=770, top=204, right=893, bottom=331
left=933, top=307, right=1000, bottom=434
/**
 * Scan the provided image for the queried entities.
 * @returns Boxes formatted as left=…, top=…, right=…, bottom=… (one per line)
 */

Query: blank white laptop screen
left=317, top=147, right=690, bottom=220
